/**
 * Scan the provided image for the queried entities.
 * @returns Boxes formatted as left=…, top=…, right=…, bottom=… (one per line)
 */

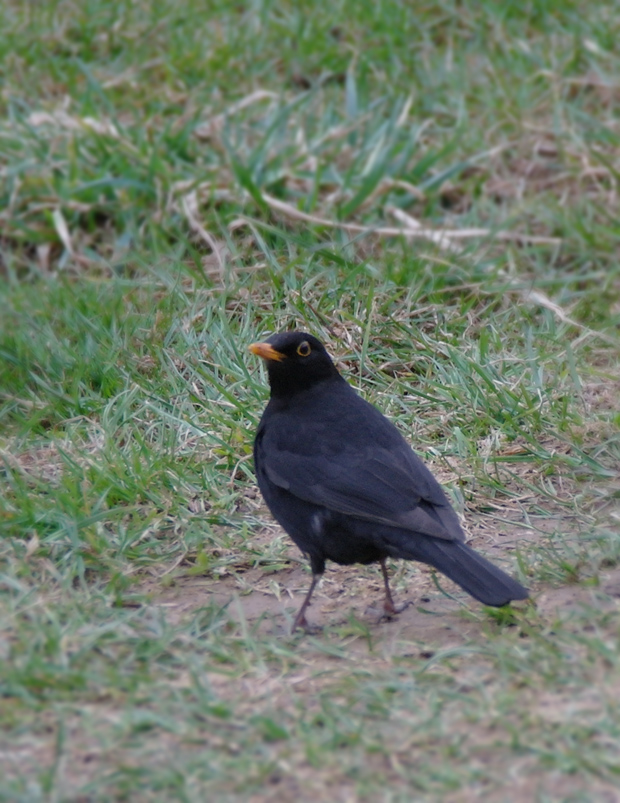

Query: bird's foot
left=364, top=598, right=412, bottom=623
left=291, top=612, right=322, bottom=635
left=379, top=598, right=412, bottom=622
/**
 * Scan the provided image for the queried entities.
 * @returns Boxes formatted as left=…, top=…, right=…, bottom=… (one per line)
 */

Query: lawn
left=1, top=1, right=619, bottom=800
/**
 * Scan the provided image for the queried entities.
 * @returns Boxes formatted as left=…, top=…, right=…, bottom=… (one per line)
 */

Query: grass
left=1, top=0, right=620, bottom=800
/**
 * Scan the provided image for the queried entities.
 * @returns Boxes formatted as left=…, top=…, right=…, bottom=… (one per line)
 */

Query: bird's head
left=249, top=331, right=340, bottom=397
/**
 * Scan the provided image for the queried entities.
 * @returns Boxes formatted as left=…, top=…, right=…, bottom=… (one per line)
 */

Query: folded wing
left=258, top=426, right=465, bottom=543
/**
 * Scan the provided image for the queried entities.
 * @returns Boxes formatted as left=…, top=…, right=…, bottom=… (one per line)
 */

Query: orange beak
left=249, top=342, right=286, bottom=362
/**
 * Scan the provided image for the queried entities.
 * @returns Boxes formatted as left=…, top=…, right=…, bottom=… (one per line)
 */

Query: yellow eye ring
left=296, top=341, right=311, bottom=357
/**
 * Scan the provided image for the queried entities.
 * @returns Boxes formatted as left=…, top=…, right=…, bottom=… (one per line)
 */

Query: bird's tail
left=394, top=538, right=528, bottom=606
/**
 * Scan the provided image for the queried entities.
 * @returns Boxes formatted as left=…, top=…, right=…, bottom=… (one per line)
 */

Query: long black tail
left=395, top=538, right=528, bottom=606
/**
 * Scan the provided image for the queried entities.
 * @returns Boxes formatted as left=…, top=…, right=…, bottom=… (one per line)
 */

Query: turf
left=1, top=0, right=619, bottom=800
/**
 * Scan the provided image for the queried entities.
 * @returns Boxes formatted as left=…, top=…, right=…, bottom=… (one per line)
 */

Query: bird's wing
left=258, top=426, right=464, bottom=542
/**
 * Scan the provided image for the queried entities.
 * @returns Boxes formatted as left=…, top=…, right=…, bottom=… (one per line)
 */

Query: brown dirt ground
left=148, top=502, right=618, bottom=646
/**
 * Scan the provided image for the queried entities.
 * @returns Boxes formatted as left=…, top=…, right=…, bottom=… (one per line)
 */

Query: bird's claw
left=379, top=598, right=412, bottom=622
left=291, top=616, right=322, bottom=635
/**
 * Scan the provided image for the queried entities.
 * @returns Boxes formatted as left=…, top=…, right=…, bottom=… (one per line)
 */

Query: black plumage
left=250, top=331, right=528, bottom=632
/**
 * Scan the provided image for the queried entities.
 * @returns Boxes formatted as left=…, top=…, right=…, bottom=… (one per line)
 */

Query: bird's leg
left=292, top=573, right=321, bottom=634
left=380, top=558, right=398, bottom=616
left=380, top=558, right=410, bottom=617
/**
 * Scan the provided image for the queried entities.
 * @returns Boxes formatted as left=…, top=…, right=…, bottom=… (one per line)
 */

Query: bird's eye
left=296, top=341, right=311, bottom=357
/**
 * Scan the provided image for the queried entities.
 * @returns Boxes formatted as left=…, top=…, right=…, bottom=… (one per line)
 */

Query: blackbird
left=250, top=331, right=528, bottom=632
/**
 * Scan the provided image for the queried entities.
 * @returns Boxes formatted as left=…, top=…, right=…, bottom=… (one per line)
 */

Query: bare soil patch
left=145, top=496, right=619, bottom=648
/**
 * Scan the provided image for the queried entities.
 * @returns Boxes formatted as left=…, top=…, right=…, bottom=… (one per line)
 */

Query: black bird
left=250, top=332, right=528, bottom=632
